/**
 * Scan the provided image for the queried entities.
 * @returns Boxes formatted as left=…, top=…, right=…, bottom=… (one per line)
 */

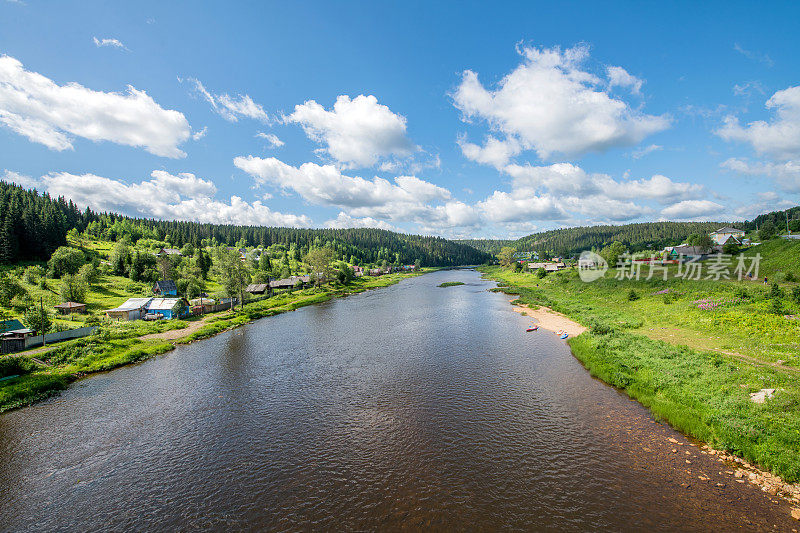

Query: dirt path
left=139, top=314, right=217, bottom=341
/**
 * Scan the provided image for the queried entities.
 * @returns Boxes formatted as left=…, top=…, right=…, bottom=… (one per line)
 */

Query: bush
left=0, top=274, right=27, bottom=306
left=771, top=298, right=784, bottom=315
left=60, top=274, right=88, bottom=303
left=78, top=263, right=99, bottom=285
left=47, top=246, right=85, bottom=278
left=792, top=286, right=800, bottom=304
left=627, top=289, right=640, bottom=301
left=733, top=286, right=750, bottom=299
left=784, top=272, right=797, bottom=283
left=770, top=283, right=785, bottom=300
left=10, top=294, right=32, bottom=313
left=536, top=267, right=546, bottom=279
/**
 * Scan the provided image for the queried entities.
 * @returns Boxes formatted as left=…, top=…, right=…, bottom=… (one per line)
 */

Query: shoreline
left=489, top=271, right=800, bottom=516
left=0, top=270, right=428, bottom=413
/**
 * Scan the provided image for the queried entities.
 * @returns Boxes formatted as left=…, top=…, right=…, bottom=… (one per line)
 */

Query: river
left=0, top=269, right=794, bottom=531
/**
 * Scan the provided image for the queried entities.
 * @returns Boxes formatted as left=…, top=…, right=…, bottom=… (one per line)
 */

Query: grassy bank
left=0, top=269, right=427, bottom=413
left=481, top=264, right=800, bottom=482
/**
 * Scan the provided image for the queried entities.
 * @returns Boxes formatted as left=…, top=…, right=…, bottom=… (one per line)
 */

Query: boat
left=526, top=325, right=538, bottom=332
left=560, top=333, right=569, bottom=339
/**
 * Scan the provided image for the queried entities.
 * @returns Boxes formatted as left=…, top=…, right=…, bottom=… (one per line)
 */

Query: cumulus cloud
left=2, top=169, right=40, bottom=189
left=40, top=170, right=311, bottom=227
left=453, top=44, right=670, bottom=161
left=0, top=55, right=191, bottom=157
left=234, top=155, right=479, bottom=230
left=188, top=78, right=269, bottom=122
left=286, top=94, right=415, bottom=168
left=323, top=212, right=399, bottom=231
left=477, top=191, right=566, bottom=223
left=93, top=37, right=128, bottom=50
left=716, top=86, right=800, bottom=160
left=457, top=135, right=520, bottom=169
left=721, top=157, right=800, bottom=193
left=256, top=132, right=284, bottom=147
left=660, top=200, right=725, bottom=220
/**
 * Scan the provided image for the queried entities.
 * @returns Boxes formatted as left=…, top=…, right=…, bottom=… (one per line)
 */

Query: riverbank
left=0, top=269, right=429, bottom=413
left=510, top=300, right=586, bottom=337
left=481, top=265, right=800, bottom=502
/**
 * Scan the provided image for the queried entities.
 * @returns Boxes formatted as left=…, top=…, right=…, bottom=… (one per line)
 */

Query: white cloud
left=40, top=170, right=311, bottom=227
left=192, top=126, right=207, bottom=140
left=93, top=37, right=127, bottom=50
left=188, top=78, right=269, bottom=122
left=286, top=94, right=415, bottom=168
left=734, top=191, right=796, bottom=219
left=606, top=66, right=642, bottom=95
left=733, top=43, right=774, bottom=68
left=660, top=200, right=725, bottom=220
left=631, top=144, right=662, bottom=159
left=452, top=44, right=670, bottom=160
left=256, top=132, right=284, bottom=147
left=0, top=55, right=191, bottom=157
left=233, top=156, right=449, bottom=210
left=477, top=190, right=566, bottom=222
left=323, top=212, right=399, bottom=231
left=458, top=135, right=520, bottom=168
left=2, top=169, right=40, bottom=189
left=717, top=86, right=800, bottom=160
left=721, top=157, right=800, bottom=192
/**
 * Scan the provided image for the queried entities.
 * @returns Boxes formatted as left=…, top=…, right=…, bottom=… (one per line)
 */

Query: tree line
left=0, top=181, right=490, bottom=266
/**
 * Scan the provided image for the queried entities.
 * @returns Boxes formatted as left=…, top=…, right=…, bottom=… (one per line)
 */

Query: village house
left=352, top=265, right=364, bottom=277
left=245, top=283, right=270, bottom=295
left=54, top=301, right=87, bottom=315
left=578, top=257, right=599, bottom=269
left=153, top=280, right=178, bottom=296
left=709, top=227, right=745, bottom=246
left=157, top=248, right=182, bottom=257
left=189, top=297, right=216, bottom=314
left=0, top=319, right=34, bottom=355
left=105, top=298, right=152, bottom=321
left=269, top=275, right=310, bottom=291
left=145, top=298, right=188, bottom=320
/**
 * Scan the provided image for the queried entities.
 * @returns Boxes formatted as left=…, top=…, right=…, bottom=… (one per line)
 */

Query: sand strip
left=510, top=299, right=587, bottom=337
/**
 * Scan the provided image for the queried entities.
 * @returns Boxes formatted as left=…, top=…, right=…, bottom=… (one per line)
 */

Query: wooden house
left=245, top=283, right=270, bottom=295
left=105, top=298, right=152, bottom=321
left=54, top=301, right=87, bottom=315
left=153, top=280, right=178, bottom=296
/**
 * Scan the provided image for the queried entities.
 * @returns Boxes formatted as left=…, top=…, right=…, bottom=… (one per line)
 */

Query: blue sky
left=1, top=1, right=798, bottom=238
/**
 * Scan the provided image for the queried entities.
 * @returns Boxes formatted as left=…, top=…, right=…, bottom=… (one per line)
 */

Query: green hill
left=741, top=238, right=800, bottom=279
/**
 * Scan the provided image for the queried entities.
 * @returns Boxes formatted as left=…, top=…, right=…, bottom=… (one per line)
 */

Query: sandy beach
left=510, top=299, right=587, bottom=337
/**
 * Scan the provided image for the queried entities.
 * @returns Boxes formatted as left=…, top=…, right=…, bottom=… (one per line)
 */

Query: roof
left=107, top=298, right=152, bottom=312
left=146, top=298, right=183, bottom=311
left=673, top=245, right=708, bottom=255
left=245, top=283, right=269, bottom=293
left=54, top=301, right=86, bottom=309
left=269, top=275, right=308, bottom=288
left=0, top=319, right=25, bottom=333
left=159, top=248, right=182, bottom=255
left=189, top=297, right=215, bottom=305
left=153, top=280, right=178, bottom=292
left=712, top=227, right=744, bottom=234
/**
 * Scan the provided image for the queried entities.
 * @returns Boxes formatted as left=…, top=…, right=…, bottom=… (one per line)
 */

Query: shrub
left=771, top=298, right=784, bottom=315
left=627, top=289, right=640, bottom=301
left=785, top=272, right=797, bottom=283
left=0, top=274, right=27, bottom=306
left=10, top=294, right=32, bottom=313
left=536, top=267, right=546, bottom=279
left=792, top=286, right=800, bottom=304
left=60, top=274, right=87, bottom=303
left=770, top=283, right=785, bottom=300
left=733, top=286, right=749, bottom=299
left=47, top=246, right=85, bottom=278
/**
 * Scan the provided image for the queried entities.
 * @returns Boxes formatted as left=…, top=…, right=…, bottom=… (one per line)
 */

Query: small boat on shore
left=560, top=333, right=569, bottom=339
left=526, top=326, right=538, bottom=332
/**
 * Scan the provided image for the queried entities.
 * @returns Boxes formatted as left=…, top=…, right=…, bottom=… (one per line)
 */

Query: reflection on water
left=0, top=270, right=792, bottom=531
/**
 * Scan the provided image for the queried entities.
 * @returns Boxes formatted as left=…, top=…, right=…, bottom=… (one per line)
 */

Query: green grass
left=481, top=264, right=800, bottom=482
left=742, top=238, right=800, bottom=280
left=438, top=281, right=465, bottom=287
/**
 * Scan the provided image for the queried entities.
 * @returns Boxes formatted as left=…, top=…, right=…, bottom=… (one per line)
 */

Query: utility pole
left=40, top=297, right=45, bottom=346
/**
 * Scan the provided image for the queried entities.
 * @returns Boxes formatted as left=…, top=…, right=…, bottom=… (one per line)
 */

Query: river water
left=0, top=270, right=794, bottom=531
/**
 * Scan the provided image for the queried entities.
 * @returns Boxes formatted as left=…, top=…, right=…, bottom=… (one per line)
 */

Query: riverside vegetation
left=481, top=239, right=800, bottom=483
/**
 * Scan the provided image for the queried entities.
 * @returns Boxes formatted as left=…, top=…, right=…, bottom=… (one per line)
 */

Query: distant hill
left=462, top=222, right=732, bottom=258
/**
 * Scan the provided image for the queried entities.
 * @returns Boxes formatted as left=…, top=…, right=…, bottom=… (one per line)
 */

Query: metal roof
left=146, top=298, right=183, bottom=311
left=107, top=298, right=152, bottom=312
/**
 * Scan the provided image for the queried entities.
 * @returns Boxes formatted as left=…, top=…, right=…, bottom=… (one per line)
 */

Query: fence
left=23, top=326, right=96, bottom=350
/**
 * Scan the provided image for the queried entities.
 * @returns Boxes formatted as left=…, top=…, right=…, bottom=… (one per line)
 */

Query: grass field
left=480, top=243, right=800, bottom=482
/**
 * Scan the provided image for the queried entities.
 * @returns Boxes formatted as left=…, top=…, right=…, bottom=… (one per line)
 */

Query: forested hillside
left=0, top=181, right=489, bottom=266
left=463, top=222, right=736, bottom=258
left=744, top=206, right=800, bottom=232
